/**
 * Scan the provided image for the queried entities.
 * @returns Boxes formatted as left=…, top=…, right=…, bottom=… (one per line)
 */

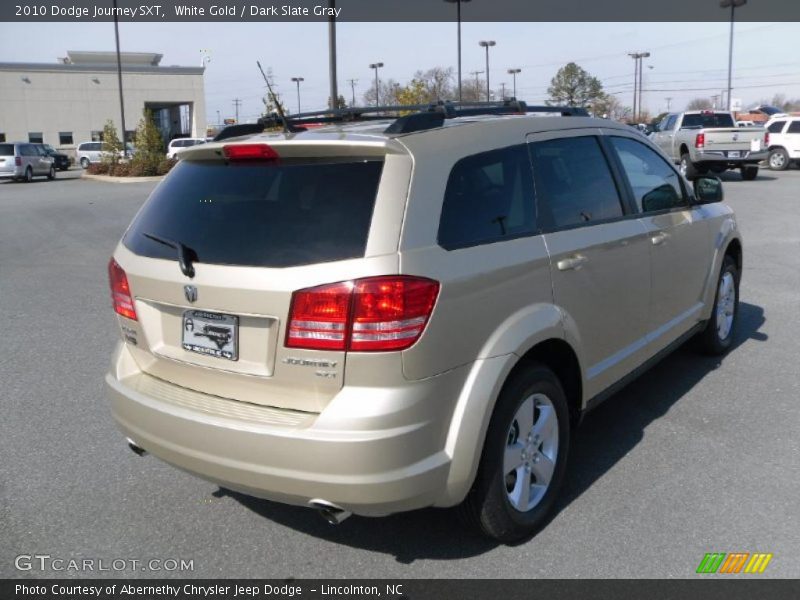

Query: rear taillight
left=695, top=133, right=705, bottom=148
left=108, top=258, right=137, bottom=321
left=764, top=132, right=769, bottom=146
left=15, top=156, right=21, bottom=166
left=286, top=276, right=440, bottom=352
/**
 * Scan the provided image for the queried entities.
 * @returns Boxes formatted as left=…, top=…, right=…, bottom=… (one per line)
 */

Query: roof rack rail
left=225, top=100, right=589, bottom=139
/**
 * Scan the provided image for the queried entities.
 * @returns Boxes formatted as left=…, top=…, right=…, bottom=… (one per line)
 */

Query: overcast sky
left=1, top=21, right=798, bottom=124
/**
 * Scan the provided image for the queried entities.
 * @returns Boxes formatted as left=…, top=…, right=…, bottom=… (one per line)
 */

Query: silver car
left=0, top=142, right=55, bottom=182
left=106, top=105, right=742, bottom=542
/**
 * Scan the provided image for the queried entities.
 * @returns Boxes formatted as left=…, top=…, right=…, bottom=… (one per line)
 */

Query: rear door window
left=529, top=136, right=624, bottom=229
left=437, top=145, right=536, bottom=249
left=124, top=157, right=383, bottom=268
left=787, top=121, right=800, bottom=134
left=768, top=121, right=787, bottom=133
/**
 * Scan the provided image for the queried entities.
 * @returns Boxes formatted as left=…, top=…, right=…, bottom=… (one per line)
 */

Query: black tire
left=459, top=362, right=571, bottom=543
left=80, top=157, right=90, bottom=169
left=47, top=166, right=56, bottom=180
left=768, top=148, right=789, bottom=171
left=679, top=153, right=698, bottom=179
left=23, top=167, right=33, bottom=183
left=696, top=255, right=739, bottom=355
left=740, top=165, right=758, bottom=181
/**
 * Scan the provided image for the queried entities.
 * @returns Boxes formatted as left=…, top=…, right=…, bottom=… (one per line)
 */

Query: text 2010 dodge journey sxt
left=106, top=104, right=741, bottom=541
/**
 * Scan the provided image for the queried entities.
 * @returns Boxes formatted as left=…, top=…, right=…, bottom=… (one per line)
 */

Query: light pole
left=291, top=77, right=304, bottom=114
left=216, top=110, right=220, bottom=126
left=640, top=64, right=653, bottom=119
left=479, top=40, right=496, bottom=102
left=369, top=62, right=384, bottom=106
left=444, top=0, right=472, bottom=102
left=721, top=0, right=746, bottom=111
left=628, top=51, right=650, bottom=122
left=328, top=0, right=338, bottom=112
left=507, top=68, right=521, bottom=99
left=500, top=82, right=506, bottom=100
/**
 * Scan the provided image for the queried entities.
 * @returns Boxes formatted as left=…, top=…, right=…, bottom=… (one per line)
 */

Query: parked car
left=106, top=106, right=742, bottom=542
left=0, top=142, right=56, bottom=182
left=166, top=137, right=207, bottom=159
left=77, top=141, right=134, bottom=168
left=39, top=144, right=71, bottom=171
left=651, top=110, right=767, bottom=180
left=765, top=116, right=800, bottom=170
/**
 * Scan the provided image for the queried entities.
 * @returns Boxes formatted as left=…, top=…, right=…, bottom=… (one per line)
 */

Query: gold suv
left=106, top=104, right=742, bottom=542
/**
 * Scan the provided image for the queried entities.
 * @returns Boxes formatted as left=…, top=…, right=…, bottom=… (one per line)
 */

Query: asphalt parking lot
left=1, top=166, right=799, bottom=579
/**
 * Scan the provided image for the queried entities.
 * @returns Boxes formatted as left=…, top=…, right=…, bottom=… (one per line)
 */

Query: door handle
left=651, top=232, right=669, bottom=246
left=557, top=255, right=588, bottom=271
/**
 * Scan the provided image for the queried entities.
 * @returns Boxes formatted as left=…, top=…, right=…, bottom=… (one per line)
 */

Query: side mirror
left=693, top=176, right=724, bottom=204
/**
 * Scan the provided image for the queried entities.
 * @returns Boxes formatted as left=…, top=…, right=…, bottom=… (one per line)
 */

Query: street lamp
left=444, top=0, right=472, bottom=102
left=721, top=0, right=746, bottom=112
left=479, top=40, right=496, bottom=102
left=507, top=68, right=521, bottom=99
left=369, top=62, right=384, bottom=107
left=628, top=51, right=650, bottom=122
left=291, top=77, right=304, bottom=114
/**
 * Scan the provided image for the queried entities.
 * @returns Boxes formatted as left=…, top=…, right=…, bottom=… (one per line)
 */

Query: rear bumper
left=694, top=149, right=767, bottom=164
left=0, top=166, right=22, bottom=179
left=106, top=343, right=464, bottom=516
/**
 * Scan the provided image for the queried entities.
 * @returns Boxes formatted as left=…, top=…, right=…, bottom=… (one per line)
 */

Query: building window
left=28, top=132, right=44, bottom=143
left=0, top=133, right=6, bottom=143
left=91, top=130, right=103, bottom=142
left=59, top=132, right=74, bottom=145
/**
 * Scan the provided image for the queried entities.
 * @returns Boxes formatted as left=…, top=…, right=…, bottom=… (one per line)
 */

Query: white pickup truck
left=651, top=110, right=768, bottom=180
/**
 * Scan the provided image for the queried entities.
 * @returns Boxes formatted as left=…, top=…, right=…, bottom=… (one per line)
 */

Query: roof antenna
left=257, top=60, right=293, bottom=134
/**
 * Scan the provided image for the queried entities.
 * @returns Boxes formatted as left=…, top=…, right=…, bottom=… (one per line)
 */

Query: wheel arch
left=439, top=335, right=584, bottom=507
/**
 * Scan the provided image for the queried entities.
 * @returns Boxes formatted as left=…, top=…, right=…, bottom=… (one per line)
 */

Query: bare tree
left=686, top=97, right=713, bottom=111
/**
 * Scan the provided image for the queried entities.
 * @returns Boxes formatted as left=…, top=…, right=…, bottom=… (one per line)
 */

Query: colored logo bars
left=696, top=552, right=773, bottom=574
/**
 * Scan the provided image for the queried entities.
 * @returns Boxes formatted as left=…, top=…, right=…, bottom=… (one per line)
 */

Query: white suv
left=766, top=117, right=800, bottom=170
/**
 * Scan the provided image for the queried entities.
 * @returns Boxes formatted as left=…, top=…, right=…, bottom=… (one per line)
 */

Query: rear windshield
left=123, top=157, right=383, bottom=268
left=0, top=144, right=13, bottom=156
left=681, top=113, right=735, bottom=129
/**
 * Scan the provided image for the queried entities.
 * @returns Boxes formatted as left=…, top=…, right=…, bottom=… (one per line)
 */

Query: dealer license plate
left=182, top=310, right=238, bottom=361
left=728, top=151, right=741, bottom=158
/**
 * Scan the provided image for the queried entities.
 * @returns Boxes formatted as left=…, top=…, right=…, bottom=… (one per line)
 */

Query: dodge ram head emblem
left=732, top=133, right=739, bottom=141
left=184, top=285, right=197, bottom=303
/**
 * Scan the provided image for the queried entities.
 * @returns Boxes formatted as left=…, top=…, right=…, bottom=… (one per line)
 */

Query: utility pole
left=328, top=0, right=338, bottom=112
left=232, top=98, right=242, bottom=123
left=628, top=52, right=650, bottom=122
left=444, top=0, right=472, bottom=102
left=347, top=79, right=357, bottom=107
left=500, top=82, right=506, bottom=100
left=112, top=0, right=128, bottom=157
left=470, top=70, right=483, bottom=99
left=721, top=0, right=746, bottom=111
left=665, top=97, right=672, bottom=111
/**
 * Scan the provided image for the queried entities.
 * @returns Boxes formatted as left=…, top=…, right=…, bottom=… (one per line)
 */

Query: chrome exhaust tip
left=308, top=499, right=352, bottom=525
left=126, top=438, right=147, bottom=457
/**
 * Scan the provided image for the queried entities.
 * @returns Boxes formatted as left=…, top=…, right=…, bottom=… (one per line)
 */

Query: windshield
left=124, top=157, right=384, bottom=268
left=681, top=113, right=735, bottom=129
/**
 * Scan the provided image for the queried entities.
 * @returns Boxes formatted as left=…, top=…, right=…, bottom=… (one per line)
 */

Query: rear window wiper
left=142, top=232, right=198, bottom=278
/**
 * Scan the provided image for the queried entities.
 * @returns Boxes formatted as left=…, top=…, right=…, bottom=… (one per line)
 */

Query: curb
left=81, top=173, right=164, bottom=184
